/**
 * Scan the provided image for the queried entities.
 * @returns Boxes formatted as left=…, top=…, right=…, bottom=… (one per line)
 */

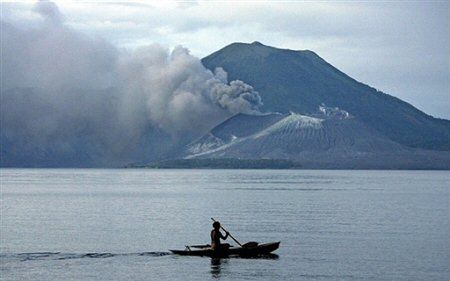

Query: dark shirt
left=211, top=229, right=227, bottom=248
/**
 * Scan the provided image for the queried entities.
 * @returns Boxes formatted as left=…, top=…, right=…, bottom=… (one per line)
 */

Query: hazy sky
left=3, top=1, right=449, bottom=119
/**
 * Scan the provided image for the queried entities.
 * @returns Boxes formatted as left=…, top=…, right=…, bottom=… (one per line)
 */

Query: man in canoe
left=211, top=221, right=230, bottom=251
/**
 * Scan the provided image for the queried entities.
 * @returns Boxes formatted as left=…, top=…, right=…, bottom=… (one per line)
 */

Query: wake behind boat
left=170, top=241, right=280, bottom=257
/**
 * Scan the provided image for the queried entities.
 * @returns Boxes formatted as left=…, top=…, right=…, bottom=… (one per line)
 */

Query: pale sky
left=2, top=1, right=449, bottom=119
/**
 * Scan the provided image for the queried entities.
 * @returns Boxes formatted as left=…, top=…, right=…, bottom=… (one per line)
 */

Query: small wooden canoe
left=170, top=241, right=280, bottom=257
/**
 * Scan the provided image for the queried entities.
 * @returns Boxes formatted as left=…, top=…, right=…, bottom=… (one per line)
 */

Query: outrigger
left=170, top=241, right=280, bottom=257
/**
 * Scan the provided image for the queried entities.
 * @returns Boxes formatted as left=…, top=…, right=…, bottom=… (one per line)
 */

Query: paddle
left=210, top=218, right=259, bottom=248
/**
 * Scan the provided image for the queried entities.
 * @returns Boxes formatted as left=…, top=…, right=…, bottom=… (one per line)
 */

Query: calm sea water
left=1, top=169, right=449, bottom=281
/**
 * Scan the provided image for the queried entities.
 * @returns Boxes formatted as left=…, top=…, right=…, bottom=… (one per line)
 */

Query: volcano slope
left=185, top=111, right=450, bottom=169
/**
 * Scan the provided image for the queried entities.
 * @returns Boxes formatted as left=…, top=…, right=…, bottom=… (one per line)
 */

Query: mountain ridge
left=2, top=42, right=449, bottom=168
left=202, top=41, right=450, bottom=151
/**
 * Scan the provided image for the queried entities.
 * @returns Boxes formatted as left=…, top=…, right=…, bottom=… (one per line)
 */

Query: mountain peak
left=231, top=41, right=315, bottom=53
left=251, top=41, right=264, bottom=46
left=222, top=41, right=275, bottom=53
left=202, top=42, right=450, bottom=151
left=205, top=41, right=321, bottom=65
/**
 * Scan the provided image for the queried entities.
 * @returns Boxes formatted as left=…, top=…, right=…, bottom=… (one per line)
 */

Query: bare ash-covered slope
left=185, top=109, right=450, bottom=169
left=202, top=42, right=450, bottom=151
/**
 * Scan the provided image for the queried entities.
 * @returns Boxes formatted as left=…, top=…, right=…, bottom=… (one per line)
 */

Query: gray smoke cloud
left=33, top=1, right=64, bottom=24
left=117, top=44, right=261, bottom=133
left=1, top=2, right=262, bottom=166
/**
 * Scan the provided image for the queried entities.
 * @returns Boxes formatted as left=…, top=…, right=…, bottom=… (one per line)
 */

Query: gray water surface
left=1, top=169, right=449, bottom=280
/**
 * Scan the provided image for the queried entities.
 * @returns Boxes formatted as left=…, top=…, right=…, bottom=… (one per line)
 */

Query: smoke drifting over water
left=1, top=2, right=262, bottom=166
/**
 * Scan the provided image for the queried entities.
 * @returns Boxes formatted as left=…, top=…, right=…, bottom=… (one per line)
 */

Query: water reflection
left=210, top=258, right=227, bottom=278
left=210, top=255, right=279, bottom=278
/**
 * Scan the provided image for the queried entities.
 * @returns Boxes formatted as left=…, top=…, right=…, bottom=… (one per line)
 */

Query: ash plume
left=0, top=2, right=262, bottom=166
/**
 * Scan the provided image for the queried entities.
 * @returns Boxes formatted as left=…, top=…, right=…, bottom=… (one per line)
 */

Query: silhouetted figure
left=211, top=221, right=230, bottom=252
